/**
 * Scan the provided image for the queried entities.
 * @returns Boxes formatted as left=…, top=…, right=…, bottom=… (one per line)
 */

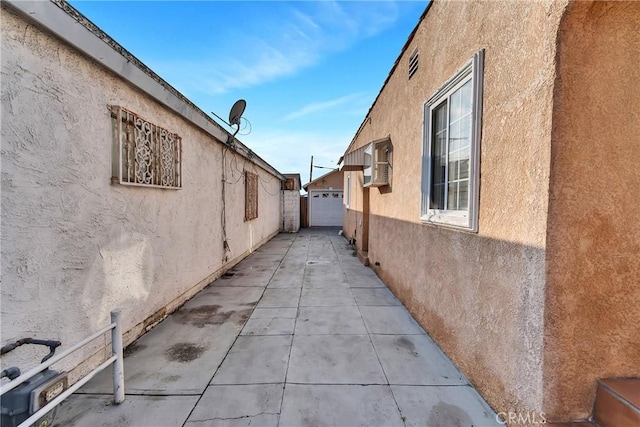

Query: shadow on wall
left=344, top=210, right=546, bottom=419
left=345, top=208, right=639, bottom=420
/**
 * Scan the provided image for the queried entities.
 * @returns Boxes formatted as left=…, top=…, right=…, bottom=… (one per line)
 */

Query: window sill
left=419, top=214, right=477, bottom=233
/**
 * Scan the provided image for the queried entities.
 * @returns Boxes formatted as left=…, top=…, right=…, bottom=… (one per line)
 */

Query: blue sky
left=69, top=1, right=427, bottom=181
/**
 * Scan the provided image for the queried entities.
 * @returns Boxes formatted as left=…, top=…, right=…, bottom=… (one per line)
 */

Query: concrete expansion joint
left=187, top=412, right=280, bottom=423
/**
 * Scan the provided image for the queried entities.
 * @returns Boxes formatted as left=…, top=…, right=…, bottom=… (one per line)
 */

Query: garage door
left=309, top=190, right=344, bottom=227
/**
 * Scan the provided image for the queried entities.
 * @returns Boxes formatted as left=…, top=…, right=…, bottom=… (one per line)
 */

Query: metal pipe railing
left=0, top=310, right=125, bottom=427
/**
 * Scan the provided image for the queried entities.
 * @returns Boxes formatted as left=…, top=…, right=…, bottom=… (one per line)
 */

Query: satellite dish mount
left=226, top=99, right=246, bottom=146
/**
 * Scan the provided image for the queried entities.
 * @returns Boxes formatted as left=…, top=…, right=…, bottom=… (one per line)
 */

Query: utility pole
left=309, top=155, right=313, bottom=183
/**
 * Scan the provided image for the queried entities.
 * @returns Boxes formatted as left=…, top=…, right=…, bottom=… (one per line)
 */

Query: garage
left=308, top=190, right=344, bottom=226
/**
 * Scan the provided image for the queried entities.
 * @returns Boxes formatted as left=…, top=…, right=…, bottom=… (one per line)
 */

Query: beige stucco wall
left=344, top=0, right=567, bottom=418
left=544, top=1, right=640, bottom=419
left=1, top=6, right=282, bottom=374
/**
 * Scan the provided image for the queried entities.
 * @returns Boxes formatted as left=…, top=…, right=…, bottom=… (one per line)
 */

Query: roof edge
left=342, top=1, right=433, bottom=157
left=4, top=0, right=285, bottom=180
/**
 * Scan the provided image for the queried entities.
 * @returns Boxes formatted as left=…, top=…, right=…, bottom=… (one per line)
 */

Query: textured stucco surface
left=544, top=1, right=640, bottom=419
left=283, top=190, right=300, bottom=232
left=344, top=0, right=567, bottom=417
left=1, top=6, right=282, bottom=374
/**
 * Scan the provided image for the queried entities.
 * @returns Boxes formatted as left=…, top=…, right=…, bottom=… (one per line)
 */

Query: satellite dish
left=229, top=99, right=246, bottom=127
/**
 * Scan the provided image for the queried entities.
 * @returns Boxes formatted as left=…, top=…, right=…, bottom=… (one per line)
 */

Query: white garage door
left=309, top=190, right=344, bottom=227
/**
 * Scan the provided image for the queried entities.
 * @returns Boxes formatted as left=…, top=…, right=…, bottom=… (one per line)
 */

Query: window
left=111, top=106, right=182, bottom=189
left=421, top=50, right=484, bottom=231
left=245, top=171, right=258, bottom=221
left=345, top=173, right=351, bottom=208
left=363, top=137, right=391, bottom=187
left=409, top=49, right=419, bottom=79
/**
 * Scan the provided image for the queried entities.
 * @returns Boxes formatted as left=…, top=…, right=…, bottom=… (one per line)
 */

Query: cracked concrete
left=53, top=228, right=500, bottom=426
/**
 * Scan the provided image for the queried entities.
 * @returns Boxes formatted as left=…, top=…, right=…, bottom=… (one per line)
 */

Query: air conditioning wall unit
left=363, top=137, right=390, bottom=187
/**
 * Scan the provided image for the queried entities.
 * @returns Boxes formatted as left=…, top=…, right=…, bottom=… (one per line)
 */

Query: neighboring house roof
left=303, top=169, right=342, bottom=192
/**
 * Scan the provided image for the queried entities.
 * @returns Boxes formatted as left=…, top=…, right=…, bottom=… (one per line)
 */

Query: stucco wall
left=544, top=1, right=640, bottom=419
left=283, top=190, right=300, bottom=232
left=343, top=0, right=567, bottom=417
left=1, top=5, right=282, bottom=374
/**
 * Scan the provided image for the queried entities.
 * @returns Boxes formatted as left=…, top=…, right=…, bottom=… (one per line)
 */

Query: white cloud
left=154, top=1, right=401, bottom=96
left=284, top=92, right=370, bottom=121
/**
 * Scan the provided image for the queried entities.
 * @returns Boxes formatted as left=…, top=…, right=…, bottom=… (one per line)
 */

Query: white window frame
left=363, top=137, right=390, bottom=188
left=363, top=143, right=373, bottom=187
left=345, top=173, right=351, bottom=208
left=420, top=50, right=484, bottom=231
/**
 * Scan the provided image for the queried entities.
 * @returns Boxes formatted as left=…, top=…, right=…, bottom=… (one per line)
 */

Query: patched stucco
left=1, top=4, right=282, bottom=376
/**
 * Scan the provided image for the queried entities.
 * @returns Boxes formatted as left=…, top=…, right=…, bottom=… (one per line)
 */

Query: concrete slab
left=341, top=264, right=378, bottom=276
left=279, top=384, right=404, bottom=427
left=185, top=384, right=284, bottom=427
left=344, top=274, right=386, bottom=288
left=196, top=286, right=264, bottom=306
left=53, top=394, right=198, bottom=427
left=299, top=287, right=355, bottom=306
left=241, top=317, right=296, bottom=336
left=211, top=335, right=292, bottom=385
left=249, top=307, right=297, bottom=319
left=212, top=273, right=270, bottom=287
left=61, top=229, right=499, bottom=427
left=267, top=269, right=304, bottom=288
left=79, top=309, right=244, bottom=394
left=391, top=385, right=501, bottom=427
left=352, top=287, right=402, bottom=306
left=295, top=306, right=367, bottom=335
left=256, top=288, right=301, bottom=308
left=360, top=306, right=425, bottom=334
left=287, top=335, right=386, bottom=384
left=303, top=272, right=350, bottom=288
left=371, top=335, right=467, bottom=385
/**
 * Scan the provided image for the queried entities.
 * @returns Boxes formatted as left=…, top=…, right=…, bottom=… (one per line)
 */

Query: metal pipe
left=111, top=310, right=125, bottom=404
left=0, top=322, right=115, bottom=395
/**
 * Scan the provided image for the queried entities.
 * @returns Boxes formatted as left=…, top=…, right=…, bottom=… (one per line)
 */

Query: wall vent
left=409, top=50, right=419, bottom=79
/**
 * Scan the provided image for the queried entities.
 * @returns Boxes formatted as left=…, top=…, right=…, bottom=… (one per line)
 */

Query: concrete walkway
left=54, top=228, right=500, bottom=427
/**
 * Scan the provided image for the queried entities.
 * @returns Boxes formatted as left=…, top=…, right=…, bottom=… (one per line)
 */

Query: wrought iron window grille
left=110, top=106, right=182, bottom=189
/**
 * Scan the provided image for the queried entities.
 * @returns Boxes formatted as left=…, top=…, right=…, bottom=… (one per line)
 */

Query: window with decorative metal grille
left=245, top=171, right=258, bottom=221
left=111, top=106, right=182, bottom=189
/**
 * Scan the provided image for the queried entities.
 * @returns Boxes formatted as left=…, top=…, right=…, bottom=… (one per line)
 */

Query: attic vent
left=409, top=50, right=419, bottom=79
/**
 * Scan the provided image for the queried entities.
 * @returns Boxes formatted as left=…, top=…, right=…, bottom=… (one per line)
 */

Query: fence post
left=110, top=310, right=125, bottom=404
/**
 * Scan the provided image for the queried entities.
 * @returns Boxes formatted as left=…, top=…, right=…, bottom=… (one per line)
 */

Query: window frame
left=245, top=171, right=259, bottom=221
left=420, top=50, right=484, bottom=232
left=345, top=173, right=351, bottom=208
left=363, top=137, right=391, bottom=188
